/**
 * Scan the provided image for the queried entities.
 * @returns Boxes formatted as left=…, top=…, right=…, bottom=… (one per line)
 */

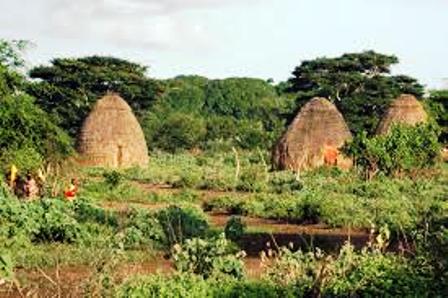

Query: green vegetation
left=427, top=90, right=448, bottom=144
left=287, top=51, right=424, bottom=134
left=144, top=76, right=294, bottom=151
left=27, top=56, right=161, bottom=136
left=0, top=93, right=72, bottom=171
left=344, top=123, right=441, bottom=178
left=1, top=38, right=447, bottom=296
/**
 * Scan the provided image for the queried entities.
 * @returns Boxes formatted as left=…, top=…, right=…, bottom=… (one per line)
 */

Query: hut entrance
left=117, top=145, right=123, bottom=167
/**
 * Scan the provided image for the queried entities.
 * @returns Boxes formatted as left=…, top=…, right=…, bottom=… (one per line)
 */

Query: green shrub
left=0, top=253, right=14, bottom=282
left=117, top=273, right=214, bottom=298
left=103, top=170, right=124, bottom=189
left=224, top=216, right=246, bottom=242
left=236, top=165, right=267, bottom=192
left=122, top=208, right=165, bottom=249
left=263, top=243, right=433, bottom=297
left=31, top=199, right=80, bottom=243
left=172, top=234, right=245, bottom=279
left=73, top=198, right=119, bottom=227
left=156, top=205, right=209, bottom=248
left=117, top=273, right=298, bottom=298
left=344, top=124, right=441, bottom=177
left=268, top=171, right=303, bottom=194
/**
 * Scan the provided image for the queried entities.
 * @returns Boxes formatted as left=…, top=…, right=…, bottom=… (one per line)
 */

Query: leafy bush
left=122, top=208, right=165, bottom=249
left=33, top=199, right=81, bottom=243
left=117, top=273, right=298, bottom=298
left=103, top=170, right=124, bottom=188
left=117, top=273, right=214, bottom=298
left=263, top=243, right=433, bottom=297
left=82, top=179, right=144, bottom=203
left=344, top=124, right=440, bottom=178
left=0, top=253, right=14, bottom=282
left=224, top=216, right=246, bottom=242
left=73, top=198, right=119, bottom=227
left=0, top=197, right=80, bottom=243
left=236, top=165, right=268, bottom=192
left=268, top=171, right=303, bottom=194
left=172, top=234, right=245, bottom=278
left=156, top=205, right=209, bottom=248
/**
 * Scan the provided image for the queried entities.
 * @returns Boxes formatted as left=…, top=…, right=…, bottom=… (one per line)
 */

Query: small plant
left=172, top=234, right=245, bottom=278
left=103, top=170, right=123, bottom=188
left=269, top=171, right=303, bottom=194
left=156, top=205, right=209, bottom=249
left=0, top=253, right=14, bottom=282
left=122, top=208, right=165, bottom=249
left=236, top=165, right=267, bottom=192
left=224, top=216, right=246, bottom=242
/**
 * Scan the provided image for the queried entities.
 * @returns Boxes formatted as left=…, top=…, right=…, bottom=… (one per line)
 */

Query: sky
left=0, top=0, right=447, bottom=88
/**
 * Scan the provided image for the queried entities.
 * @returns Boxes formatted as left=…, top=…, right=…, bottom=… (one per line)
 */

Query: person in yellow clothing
left=9, top=164, right=18, bottom=189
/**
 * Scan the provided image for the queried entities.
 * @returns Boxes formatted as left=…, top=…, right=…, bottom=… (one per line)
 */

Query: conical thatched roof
left=273, top=97, right=352, bottom=172
left=376, top=94, right=427, bottom=135
left=77, top=93, right=149, bottom=168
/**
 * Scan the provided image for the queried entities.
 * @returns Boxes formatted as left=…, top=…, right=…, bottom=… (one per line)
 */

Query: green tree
left=0, top=94, right=73, bottom=170
left=145, top=112, right=207, bottom=152
left=287, top=51, right=424, bottom=134
left=0, top=39, right=29, bottom=96
left=28, top=56, right=161, bottom=136
left=427, top=90, right=448, bottom=144
left=143, top=76, right=294, bottom=151
left=202, top=78, right=293, bottom=148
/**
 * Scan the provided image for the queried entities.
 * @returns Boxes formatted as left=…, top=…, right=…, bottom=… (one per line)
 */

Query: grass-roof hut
left=376, top=94, right=427, bottom=135
left=273, top=97, right=352, bottom=172
left=77, top=93, right=149, bottom=168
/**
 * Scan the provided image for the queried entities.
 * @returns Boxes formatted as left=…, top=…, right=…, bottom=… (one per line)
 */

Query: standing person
left=8, top=164, right=18, bottom=189
left=24, top=173, right=39, bottom=200
left=64, top=178, right=78, bottom=201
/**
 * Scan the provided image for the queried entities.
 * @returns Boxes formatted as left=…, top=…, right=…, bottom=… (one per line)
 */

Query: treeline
left=1, top=39, right=447, bottom=169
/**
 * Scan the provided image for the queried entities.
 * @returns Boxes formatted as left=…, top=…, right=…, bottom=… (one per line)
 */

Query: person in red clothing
left=64, top=178, right=78, bottom=201
left=323, top=146, right=339, bottom=166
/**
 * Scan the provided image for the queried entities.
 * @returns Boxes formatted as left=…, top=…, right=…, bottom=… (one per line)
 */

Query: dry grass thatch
left=272, top=97, right=353, bottom=172
left=376, top=94, right=428, bottom=135
left=77, top=93, right=149, bottom=168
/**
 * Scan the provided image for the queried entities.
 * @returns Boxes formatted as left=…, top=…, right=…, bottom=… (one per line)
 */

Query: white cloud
left=0, top=0, right=256, bottom=50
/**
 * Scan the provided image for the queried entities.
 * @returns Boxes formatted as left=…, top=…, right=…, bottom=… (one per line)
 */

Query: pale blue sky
left=0, top=0, right=447, bottom=88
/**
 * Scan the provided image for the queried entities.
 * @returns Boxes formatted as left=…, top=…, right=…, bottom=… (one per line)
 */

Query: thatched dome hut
left=273, top=97, right=352, bottom=172
left=77, top=93, right=149, bottom=168
left=376, top=94, right=427, bottom=135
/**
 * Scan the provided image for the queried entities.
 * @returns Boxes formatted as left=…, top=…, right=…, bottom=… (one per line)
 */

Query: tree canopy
left=287, top=51, right=424, bottom=134
left=0, top=39, right=73, bottom=170
left=144, top=76, right=294, bottom=151
left=28, top=56, right=161, bottom=136
left=427, top=90, right=448, bottom=144
left=0, top=40, right=28, bottom=96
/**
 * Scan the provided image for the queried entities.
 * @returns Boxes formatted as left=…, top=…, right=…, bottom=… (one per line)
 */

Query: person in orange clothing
left=64, top=178, right=78, bottom=201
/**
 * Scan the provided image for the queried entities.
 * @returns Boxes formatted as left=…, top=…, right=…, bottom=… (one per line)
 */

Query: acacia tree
left=287, top=51, right=424, bottom=134
left=28, top=56, right=161, bottom=136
